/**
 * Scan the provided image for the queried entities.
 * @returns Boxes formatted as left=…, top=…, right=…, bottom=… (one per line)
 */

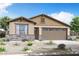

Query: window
left=43, top=28, right=66, bottom=31
left=49, top=28, right=54, bottom=31
left=16, top=24, right=28, bottom=35
left=41, top=17, right=45, bottom=23
left=19, top=25, right=25, bottom=31
left=43, top=28, right=49, bottom=31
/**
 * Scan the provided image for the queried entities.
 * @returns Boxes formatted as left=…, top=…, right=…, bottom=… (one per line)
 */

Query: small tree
left=70, top=16, right=79, bottom=32
left=0, top=16, right=11, bottom=30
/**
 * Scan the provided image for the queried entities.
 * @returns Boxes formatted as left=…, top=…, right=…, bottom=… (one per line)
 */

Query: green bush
left=0, top=47, right=5, bottom=52
left=23, top=47, right=29, bottom=51
left=0, top=39, right=5, bottom=45
left=27, top=41, right=33, bottom=46
left=2, top=38, right=6, bottom=42
left=0, top=42, right=5, bottom=45
left=0, top=38, right=5, bottom=42
left=0, top=38, right=4, bottom=42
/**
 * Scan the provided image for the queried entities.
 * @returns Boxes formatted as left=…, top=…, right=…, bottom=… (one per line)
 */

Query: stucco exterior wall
left=31, top=16, right=70, bottom=36
left=31, top=16, right=68, bottom=26
left=9, top=20, right=34, bottom=35
left=9, top=15, right=70, bottom=40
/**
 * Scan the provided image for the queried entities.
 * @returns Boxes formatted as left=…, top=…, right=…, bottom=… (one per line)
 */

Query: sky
left=0, top=3, right=79, bottom=24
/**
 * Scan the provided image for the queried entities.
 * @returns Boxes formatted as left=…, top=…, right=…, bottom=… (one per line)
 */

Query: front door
left=16, top=24, right=28, bottom=35
left=34, top=27, right=39, bottom=39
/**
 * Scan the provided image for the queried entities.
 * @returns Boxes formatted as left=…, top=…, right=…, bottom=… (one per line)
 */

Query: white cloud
left=0, top=3, right=12, bottom=14
left=50, top=11, right=75, bottom=24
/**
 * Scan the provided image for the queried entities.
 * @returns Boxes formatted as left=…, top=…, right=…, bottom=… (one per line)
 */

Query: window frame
left=15, top=24, right=28, bottom=35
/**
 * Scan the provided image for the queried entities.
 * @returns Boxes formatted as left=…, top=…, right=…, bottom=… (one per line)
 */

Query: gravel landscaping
left=0, top=40, right=79, bottom=55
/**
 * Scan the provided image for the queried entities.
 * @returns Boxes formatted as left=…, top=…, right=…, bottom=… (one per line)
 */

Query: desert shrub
left=27, top=41, right=33, bottom=46
left=0, top=42, right=5, bottom=45
left=58, top=44, right=66, bottom=50
left=0, top=38, right=5, bottom=42
left=0, top=47, right=5, bottom=52
left=0, top=39, right=5, bottom=45
left=2, top=38, right=5, bottom=41
left=0, top=39, right=3, bottom=42
left=23, top=47, right=30, bottom=51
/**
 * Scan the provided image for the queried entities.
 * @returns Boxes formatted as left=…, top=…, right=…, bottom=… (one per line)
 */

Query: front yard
left=0, top=40, right=79, bottom=55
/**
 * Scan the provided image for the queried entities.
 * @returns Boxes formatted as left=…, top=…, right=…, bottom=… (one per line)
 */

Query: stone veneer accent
left=6, top=34, right=35, bottom=41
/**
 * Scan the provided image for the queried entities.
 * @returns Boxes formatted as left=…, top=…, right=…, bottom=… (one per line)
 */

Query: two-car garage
left=42, top=28, right=67, bottom=40
left=31, top=14, right=70, bottom=40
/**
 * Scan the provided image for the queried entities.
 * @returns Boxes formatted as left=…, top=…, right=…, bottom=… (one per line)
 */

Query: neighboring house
left=8, top=14, right=70, bottom=40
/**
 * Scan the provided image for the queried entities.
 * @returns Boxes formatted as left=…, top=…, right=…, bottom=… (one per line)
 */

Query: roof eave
left=8, top=17, right=36, bottom=24
left=30, top=14, right=70, bottom=27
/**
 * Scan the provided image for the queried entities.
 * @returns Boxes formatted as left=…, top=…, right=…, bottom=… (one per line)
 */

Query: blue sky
left=0, top=3, right=79, bottom=24
left=6, top=3, right=79, bottom=17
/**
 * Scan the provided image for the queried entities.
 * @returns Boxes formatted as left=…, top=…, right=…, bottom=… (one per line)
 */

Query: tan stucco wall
left=31, top=16, right=68, bottom=26
left=31, top=16, right=70, bottom=36
left=9, top=20, right=34, bottom=35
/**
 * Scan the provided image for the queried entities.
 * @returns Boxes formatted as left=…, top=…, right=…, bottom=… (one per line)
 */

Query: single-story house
left=8, top=14, right=70, bottom=40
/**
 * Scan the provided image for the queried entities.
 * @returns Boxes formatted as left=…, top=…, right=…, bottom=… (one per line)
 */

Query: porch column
left=39, top=27, right=42, bottom=40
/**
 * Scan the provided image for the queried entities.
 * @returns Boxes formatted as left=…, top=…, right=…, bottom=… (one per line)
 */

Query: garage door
left=42, top=28, right=67, bottom=40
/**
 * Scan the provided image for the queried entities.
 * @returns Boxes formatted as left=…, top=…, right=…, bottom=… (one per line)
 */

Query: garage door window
left=43, top=28, right=49, bottom=31
left=43, top=28, right=66, bottom=31
left=49, top=28, right=54, bottom=31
